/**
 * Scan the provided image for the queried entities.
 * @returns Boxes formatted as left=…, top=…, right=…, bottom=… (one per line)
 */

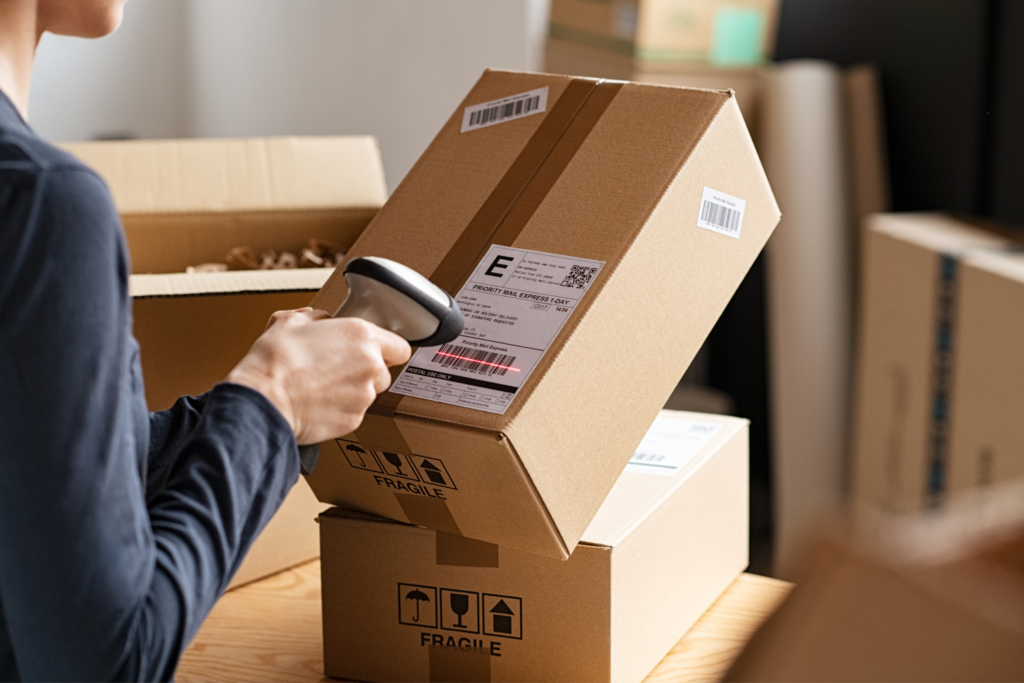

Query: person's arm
left=0, top=167, right=297, bottom=681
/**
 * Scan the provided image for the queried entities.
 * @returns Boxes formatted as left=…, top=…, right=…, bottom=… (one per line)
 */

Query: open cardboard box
left=62, top=136, right=387, bottom=588
left=305, top=69, right=779, bottom=560
left=320, top=410, right=750, bottom=683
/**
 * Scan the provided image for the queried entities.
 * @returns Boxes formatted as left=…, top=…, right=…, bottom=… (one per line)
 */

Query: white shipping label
left=624, top=417, right=724, bottom=477
left=389, top=245, right=605, bottom=414
left=461, top=87, right=549, bottom=133
left=696, top=186, right=746, bottom=239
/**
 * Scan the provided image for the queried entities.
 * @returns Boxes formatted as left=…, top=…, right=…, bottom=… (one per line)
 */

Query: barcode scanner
left=333, top=257, right=464, bottom=347
left=299, top=257, right=464, bottom=476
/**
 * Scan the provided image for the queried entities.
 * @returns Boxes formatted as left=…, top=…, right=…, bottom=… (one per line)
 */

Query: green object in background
left=710, top=6, right=766, bottom=66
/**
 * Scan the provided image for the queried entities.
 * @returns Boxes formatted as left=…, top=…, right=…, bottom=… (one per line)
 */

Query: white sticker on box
left=461, top=87, right=549, bottom=133
left=389, top=245, right=605, bottom=414
left=696, top=186, right=746, bottom=239
left=624, top=417, right=724, bottom=477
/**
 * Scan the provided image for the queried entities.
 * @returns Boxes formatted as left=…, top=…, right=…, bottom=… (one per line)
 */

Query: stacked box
left=320, top=411, right=750, bottom=683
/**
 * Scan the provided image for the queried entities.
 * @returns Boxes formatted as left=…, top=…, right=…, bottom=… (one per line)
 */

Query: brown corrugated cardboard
left=320, top=411, right=749, bottom=683
left=725, top=482, right=1024, bottom=682
left=545, top=37, right=761, bottom=132
left=305, top=70, right=779, bottom=559
left=850, top=213, right=1015, bottom=513
left=549, top=0, right=778, bottom=66
left=61, top=136, right=386, bottom=274
left=947, top=248, right=1024, bottom=496
left=64, top=136, right=387, bottom=589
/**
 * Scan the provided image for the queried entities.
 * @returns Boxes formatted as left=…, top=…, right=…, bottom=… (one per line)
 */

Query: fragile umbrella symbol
left=405, top=589, right=431, bottom=622
left=346, top=444, right=368, bottom=467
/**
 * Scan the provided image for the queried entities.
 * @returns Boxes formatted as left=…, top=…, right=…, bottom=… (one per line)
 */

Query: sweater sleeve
left=0, top=165, right=299, bottom=682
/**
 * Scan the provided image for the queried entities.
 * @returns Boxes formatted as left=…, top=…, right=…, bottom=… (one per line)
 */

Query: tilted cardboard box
left=62, top=136, right=387, bottom=588
left=306, top=70, right=779, bottom=559
left=320, top=411, right=750, bottom=683
left=850, top=213, right=1019, bottom=513
left=549, top=0, right=778, bottom=66
left=545, top=37, right=762, bottom=133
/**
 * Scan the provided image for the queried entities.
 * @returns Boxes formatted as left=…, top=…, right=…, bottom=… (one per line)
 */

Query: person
left=0, top=1, right=412, bottom=680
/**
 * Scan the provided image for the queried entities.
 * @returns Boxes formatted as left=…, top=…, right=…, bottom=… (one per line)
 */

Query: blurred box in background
left=947, top=247, right=1024, bottom=497
left=549, top=0, right=778, bottom=67
left=63, top=136, right=387, bottom=588
left=320, top=411, right=750, bottom=683
left=851, top=213, right=1023, bottom=513
left=725, top=480, right=1024, bottom=682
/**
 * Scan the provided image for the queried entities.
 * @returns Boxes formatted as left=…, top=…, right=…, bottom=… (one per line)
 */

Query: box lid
left=60, top=136, right=387, bottom=216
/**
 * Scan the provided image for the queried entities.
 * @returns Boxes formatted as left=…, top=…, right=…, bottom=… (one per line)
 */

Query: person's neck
left=0, top=1, right=41, bottom=120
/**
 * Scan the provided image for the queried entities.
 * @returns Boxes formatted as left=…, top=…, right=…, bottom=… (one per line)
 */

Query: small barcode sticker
left=696, top=187, right=746, bottom=239
left=461, top=87, right=549, bottom=133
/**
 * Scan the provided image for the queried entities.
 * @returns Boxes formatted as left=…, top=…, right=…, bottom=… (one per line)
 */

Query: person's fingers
left=375, top=329, right=412, bottom=367
left=372, top=365, right=394, bottom=394
left=306, top=308, right=331, bottom=321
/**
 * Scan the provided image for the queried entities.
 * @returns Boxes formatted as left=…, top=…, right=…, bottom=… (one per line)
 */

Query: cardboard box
left=850, top=213, right=1017, bottom=513
left=305, top=69, right=779, bottom=559
left=947, top=247, right=1024, bottom=496
left=545, top=37, right=761, bottom=132
left=725, top=483, right=1024, bottom=682
left=62, top=136, right=385, bottom=274
left=549, top=0, right=779, bottom=66
left=320, top=410, right=750, bottom=683
left=62, top=136, right=387, bottom=588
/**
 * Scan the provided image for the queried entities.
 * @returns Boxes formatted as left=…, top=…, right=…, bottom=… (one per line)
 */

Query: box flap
left=963, top=248, right=1024, bottom=284
left=580, top=411, right=748, bottom=548
left=129, top=268, right=332, bottom=298
left=60, top=136, right=387, bottom=215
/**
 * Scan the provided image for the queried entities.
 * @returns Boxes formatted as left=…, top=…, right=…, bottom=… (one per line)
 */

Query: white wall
left=28, top=0, right=551, bottom=193
left=29, top=0, right=189, bottom=141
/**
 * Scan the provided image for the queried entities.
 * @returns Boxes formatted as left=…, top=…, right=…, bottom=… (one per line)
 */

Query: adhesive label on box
left=624, top=416, right=724, bottom=477
left=389, top=245, right=604, bottom=414
left=461, top=87, right=549, bottom=133
left=696, top=186, right=746, bottom=239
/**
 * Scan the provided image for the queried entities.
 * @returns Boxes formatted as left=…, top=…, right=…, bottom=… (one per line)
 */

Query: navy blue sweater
left=0, top=91, right=300, bottom=681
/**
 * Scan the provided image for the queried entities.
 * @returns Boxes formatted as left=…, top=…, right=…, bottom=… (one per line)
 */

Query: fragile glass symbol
left=383, top=452, right=406, bottom=475
left=450, top=593, right=470, bottom=628
left=405, top=589, right=431, bottom=622
left=490, top=600, right=514, bottom=634
left=420, top=459, right=446, bottom=485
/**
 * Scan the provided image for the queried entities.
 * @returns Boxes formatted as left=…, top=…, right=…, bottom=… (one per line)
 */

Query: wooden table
left=176, top=561, right=791, bottom=683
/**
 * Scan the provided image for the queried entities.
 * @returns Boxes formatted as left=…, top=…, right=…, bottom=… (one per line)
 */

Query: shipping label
left=389, top=245, right=605, bottom=414
left=625, top=416, right=724, bottom=477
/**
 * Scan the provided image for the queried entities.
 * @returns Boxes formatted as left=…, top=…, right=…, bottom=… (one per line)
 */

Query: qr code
left=560, top=265, right=597, bottom=289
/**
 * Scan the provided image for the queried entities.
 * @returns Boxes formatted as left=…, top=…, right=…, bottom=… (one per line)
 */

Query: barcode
left=461, top=87, right=549, bottom=133
left=431, top=344, right=518, bottom=377
left=700, top=200, right=741, bottom=233
left=469, top=96, right=540, bottom=128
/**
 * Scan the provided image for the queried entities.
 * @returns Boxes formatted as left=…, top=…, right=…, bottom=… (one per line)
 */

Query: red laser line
left=435, top=351, right=521, bottom=372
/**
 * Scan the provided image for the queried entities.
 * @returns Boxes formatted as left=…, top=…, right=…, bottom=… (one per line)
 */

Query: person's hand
left=226, top=308, right=411, bottom=444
